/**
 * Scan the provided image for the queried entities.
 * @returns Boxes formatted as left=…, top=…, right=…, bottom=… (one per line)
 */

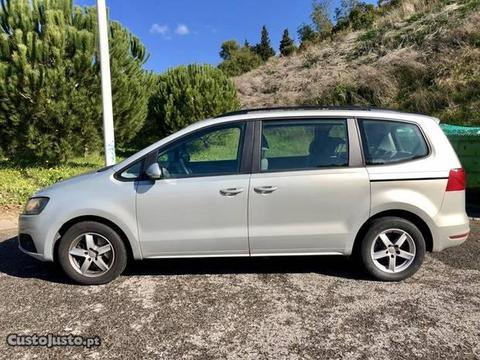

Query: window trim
left=114, top=158, right=145, bottom=182
left=252, top=117, right=351, bottom=174
left=356, top=118, right=431, bottom=167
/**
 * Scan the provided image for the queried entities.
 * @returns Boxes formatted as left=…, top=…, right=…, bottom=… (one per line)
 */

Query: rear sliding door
left=248, top=118, right=370, bottom=255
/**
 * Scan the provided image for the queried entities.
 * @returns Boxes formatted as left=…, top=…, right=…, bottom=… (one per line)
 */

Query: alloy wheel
left=370, top=228, right=416, bottom=273
left=68, top=233, right=115, bottom=278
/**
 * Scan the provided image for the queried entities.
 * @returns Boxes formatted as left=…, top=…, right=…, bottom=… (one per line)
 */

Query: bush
left=335, top=3, right=376, bottom=32
left=142, top=65, right=240, bottom=144
left=349, top=4, right=376, bottom=30
left=218, top=46, right=263, bottom=77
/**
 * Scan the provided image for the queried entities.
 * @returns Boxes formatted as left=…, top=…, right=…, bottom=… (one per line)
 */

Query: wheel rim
left=370, top=228, right=416, bottom=274
left=68, top=233, right=115, bottom=278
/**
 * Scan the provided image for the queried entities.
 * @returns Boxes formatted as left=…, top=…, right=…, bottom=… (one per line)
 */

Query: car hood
left=34, top=166, right=114, bottom=197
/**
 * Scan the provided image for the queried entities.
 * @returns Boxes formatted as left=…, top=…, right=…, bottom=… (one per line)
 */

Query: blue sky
left=75, top=0, right=373, bottom=73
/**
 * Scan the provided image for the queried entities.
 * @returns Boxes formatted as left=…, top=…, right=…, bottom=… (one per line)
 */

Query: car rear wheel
left=360, top=217, right=426, bottom=281
left=58, top=221, right=127, bottom=285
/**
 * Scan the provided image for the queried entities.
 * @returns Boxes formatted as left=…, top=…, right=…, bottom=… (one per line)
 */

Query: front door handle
left=254, top=186, right=278, bottom=194
left=220, top=188, right=244, bottom=197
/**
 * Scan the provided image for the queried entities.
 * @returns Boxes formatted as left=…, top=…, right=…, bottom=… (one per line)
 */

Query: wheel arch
left=54, top=215, right=136, bottom=263
left=352, top=209, right=434, bottom=256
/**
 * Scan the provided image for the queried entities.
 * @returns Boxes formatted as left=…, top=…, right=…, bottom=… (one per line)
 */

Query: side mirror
left=145, top=163, right=162, bottom=181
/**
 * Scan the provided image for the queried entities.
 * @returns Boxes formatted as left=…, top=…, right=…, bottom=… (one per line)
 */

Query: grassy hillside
left=235, top=0, right=480, bottom=125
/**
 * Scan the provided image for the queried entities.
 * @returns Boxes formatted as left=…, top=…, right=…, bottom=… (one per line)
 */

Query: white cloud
left=150, top=23, right=169, bottom=35
left=175, top=24, right=190, bottom=35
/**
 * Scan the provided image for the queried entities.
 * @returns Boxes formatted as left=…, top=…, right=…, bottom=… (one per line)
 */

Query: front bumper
left=18, top=214, right=57, bottom=262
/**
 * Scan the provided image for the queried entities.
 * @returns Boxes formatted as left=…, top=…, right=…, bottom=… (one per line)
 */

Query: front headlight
left=23, top=197, right=49, bottom=215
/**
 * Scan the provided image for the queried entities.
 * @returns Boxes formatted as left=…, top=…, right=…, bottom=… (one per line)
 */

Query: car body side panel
left=19, top=170, right=141, bottom=261
left=248, top=167, right=371, bottom=255
left=136, top=175, right=250, bottom=257
left=369, top=178, right=448, bottom=220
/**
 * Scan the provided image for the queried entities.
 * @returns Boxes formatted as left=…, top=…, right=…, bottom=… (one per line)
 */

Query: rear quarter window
left=359, top=119, right=429, bottom=165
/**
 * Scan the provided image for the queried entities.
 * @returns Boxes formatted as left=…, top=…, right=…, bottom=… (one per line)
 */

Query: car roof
left=215, top=106, right=431, bottom=118
left=207, top=107, right=440, bottom=126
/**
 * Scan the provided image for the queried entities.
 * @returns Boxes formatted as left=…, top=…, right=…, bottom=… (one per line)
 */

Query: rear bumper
left=431, top=213, right=470, bottom=252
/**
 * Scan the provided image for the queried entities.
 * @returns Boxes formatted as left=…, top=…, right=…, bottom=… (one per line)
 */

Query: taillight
left=446, top=168, right=466, bottom=192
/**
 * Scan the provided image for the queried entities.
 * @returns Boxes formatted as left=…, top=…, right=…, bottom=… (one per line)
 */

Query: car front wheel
left=360, top=217, right=426, bottom=281
left=57, top=221, right=127, bottom=285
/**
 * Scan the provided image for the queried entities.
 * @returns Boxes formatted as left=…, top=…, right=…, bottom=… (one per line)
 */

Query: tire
left=57, top=221, right=127, bottom=285
left=360, top=217, right=426, bottom=281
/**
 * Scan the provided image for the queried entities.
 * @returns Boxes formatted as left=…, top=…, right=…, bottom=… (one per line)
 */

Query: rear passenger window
left=260, top=120, right=348, bottom=172
left=359, top=120, right=428, bottom=165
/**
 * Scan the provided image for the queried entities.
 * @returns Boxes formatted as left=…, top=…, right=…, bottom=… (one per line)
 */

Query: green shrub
left=349, top=4, right=376, bottom=30
left=459, top=0, right=480, bottom=16
left=218, top=46, right=263, bottom=77
left=351, top=28, right=382, bottom=57
left=335, top=3, right=376, bottom=32
left=142, top=65, right=240, bottom=144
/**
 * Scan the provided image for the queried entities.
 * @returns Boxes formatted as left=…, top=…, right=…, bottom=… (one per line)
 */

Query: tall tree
left=219, top=40, right=240, bottom=61
left=335, top=0, right=359, bottom=22
left=0, top=0, right=153, bottom=163
left=279, top=29, right=296, bottom=56
left=311, top=0, right=333, bottom=39
left=253, top=25, right=275, bottom=61
left=297, top=23, right=317, bottom=48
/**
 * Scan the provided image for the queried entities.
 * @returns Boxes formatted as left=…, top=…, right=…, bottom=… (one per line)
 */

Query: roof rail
left=216, top=105, right=418, bottom=118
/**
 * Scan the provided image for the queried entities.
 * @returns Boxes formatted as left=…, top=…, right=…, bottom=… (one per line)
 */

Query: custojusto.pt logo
left=6, top=333, right=101, bottom=348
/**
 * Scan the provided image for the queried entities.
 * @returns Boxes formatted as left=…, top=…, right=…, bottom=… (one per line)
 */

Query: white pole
left=96, top=0, right=116, bottom=165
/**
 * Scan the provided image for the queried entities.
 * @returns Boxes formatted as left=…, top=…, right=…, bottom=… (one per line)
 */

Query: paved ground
left=0, top=223, right=479, bottom=359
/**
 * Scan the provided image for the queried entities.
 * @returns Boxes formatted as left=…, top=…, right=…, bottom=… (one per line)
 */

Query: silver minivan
left=18, top=108, right=470, bottom=284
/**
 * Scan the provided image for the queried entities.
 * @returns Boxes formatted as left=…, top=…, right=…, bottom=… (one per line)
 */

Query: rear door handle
left=254, top=186, right=278, bottom=194
left=220, top=188, right=244, bottom=197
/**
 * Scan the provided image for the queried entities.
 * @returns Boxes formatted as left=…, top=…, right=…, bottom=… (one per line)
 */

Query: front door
left=136, top=122, right=251, bottom=257
left=248, top=118, right=370, bottom=255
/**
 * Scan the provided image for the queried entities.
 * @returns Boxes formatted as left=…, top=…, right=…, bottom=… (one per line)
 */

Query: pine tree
left=0, top=0, right=153, bottom=163
left=297, top=23, right=318, bottom=49
left=143, top=65, right=240, bottom=144
left=279, top=29, right=296, bottom=56
left=253, top=25, right=275, bottom=61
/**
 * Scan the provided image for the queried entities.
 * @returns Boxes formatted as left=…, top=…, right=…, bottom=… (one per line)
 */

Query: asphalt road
left=0, top=223, right=479, bottom=359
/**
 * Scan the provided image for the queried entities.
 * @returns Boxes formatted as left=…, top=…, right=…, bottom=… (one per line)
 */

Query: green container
left=441, top=124, right=480, bottom=189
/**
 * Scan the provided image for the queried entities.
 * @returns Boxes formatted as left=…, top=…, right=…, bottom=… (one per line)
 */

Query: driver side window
left=157, top=123, right=245, bottom=179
